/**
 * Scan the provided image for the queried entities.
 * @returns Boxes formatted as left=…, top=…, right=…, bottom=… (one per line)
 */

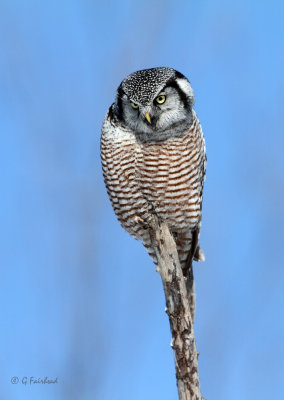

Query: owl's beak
left=145, top=112, right=151, bottom=124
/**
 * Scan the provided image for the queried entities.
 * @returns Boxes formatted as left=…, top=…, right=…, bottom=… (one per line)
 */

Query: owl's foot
left=134, top=215, right=148, bottom=229
left=134, top=204, right=157, bottom=229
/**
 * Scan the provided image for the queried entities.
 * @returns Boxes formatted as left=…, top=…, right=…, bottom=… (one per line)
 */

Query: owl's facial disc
left=114, top=69, right=194, bottom=138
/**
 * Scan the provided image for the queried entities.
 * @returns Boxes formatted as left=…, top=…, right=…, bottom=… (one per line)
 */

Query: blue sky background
left=0, top=1, right=283, bottom=399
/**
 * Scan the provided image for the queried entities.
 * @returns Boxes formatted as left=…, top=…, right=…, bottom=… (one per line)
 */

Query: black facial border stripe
left=175, top=70, right=186, bottom=80
left=116, top=86, right=125, bottom=121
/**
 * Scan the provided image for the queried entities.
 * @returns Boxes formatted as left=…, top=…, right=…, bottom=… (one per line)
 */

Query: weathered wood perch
left=148, top=215, right=204, bottom=400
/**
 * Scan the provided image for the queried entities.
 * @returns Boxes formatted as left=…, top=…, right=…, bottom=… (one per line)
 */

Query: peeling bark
left=148, top=215, right=204, bottom=400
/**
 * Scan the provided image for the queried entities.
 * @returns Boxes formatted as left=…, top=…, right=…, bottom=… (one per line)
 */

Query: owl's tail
left=194, top=245, right=205, bottom=262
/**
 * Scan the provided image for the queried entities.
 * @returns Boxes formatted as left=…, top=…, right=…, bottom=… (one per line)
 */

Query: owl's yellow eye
left=155, top=95, right=166, bottom=104
left=130, top=102, right=139, bottom=109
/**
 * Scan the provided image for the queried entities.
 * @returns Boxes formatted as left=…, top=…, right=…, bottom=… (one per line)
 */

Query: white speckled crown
left=121, top=67, right=177, bottom=105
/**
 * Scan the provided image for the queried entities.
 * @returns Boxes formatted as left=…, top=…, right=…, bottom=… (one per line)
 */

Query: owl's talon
left=134, top=215, right=148, bottom=229
left=134, top=216, right=144, bottom=224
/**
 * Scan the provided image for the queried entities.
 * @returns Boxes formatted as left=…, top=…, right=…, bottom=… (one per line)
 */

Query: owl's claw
left=134, top=215, right=148, bottom=229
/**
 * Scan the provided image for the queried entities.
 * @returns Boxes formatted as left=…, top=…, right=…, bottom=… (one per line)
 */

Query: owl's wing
left=183, top=117, right=207, bottom=273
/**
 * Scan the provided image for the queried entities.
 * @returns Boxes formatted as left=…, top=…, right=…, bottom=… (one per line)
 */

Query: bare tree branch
left=148, top=215, right=204, bottom=400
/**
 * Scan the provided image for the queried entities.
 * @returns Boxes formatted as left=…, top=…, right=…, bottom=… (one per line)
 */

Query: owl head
left=113, top=67, right=195, bottom=138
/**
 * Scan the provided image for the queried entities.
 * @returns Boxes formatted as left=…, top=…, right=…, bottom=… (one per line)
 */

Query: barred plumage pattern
left=101, top=109, right=206, bottom=270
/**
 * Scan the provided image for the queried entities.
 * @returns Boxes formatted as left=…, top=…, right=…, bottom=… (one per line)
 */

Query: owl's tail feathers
left=193, top=245, right=205, bottom=262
